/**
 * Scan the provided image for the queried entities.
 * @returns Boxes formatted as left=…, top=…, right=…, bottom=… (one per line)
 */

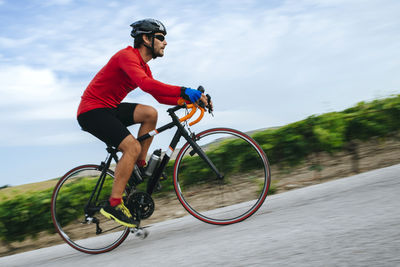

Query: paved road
left=2, top=164, right=399, bottom=267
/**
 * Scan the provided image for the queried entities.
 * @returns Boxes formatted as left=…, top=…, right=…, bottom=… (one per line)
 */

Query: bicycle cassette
left=127, top=192, right=155, bottom=220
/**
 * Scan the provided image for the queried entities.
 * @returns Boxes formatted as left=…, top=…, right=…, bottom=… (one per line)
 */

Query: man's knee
left=148, top=106, right=158, bottom=122
left=143, top=105, right=158, bottom=123
left=135, top=105, right=158, bottom=123
left=118, top=135, right=141, bottom=156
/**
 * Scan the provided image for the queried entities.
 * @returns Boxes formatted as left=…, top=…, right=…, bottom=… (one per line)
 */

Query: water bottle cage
left=145, top=149, right=162, bottom=177
left=129, top=166, right=144, bottom=187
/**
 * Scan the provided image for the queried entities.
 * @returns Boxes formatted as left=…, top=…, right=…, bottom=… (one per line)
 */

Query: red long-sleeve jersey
left=77, top=46, right=181, bottom=116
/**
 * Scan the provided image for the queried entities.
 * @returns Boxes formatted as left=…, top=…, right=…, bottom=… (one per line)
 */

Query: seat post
left=106, top=145, right=118, bottom=154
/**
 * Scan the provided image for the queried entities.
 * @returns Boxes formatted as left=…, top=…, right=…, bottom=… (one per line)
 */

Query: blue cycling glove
left=181, top=87, right=202, bottom=103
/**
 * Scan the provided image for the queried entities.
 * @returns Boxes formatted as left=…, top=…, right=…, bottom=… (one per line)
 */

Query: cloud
left=0, top=65, right=80, bottom=121
left=0, top=128, right=90, bottom=147
left=9, top=100, right=79, bottom=120
left=0, top=36, right=37, bottom=48
left=42, top=0, right=74, bottom=6
left=0, top=65, right=68, bottom=103
left=0, top=3, right=141, bottom=73
left=33, top=131, right=91, bottom=146
left=0, top=0, right=399, bottom=138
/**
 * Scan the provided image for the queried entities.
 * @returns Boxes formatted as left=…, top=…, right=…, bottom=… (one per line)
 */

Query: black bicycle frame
left=84, top=146, right=119, bottom=216
left=141, top=105, right=223, bottom=194
left=84, top=105, right=223, bottom=214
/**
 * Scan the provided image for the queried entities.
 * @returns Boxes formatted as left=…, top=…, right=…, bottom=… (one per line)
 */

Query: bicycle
left=51, top=97, right=271, bottom=254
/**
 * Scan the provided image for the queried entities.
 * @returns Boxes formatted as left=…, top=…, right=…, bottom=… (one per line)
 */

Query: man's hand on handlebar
left=181, top=87, right=202, bottom=103
left=198, top=93, right=213, bottom=113
left=195, top=85, right=213, bottom=113
left=181, top=86, right=213, bottom=113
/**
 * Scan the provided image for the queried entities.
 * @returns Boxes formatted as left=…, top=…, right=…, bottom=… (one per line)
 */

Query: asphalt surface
left=1, top=164, right=399, bottom=267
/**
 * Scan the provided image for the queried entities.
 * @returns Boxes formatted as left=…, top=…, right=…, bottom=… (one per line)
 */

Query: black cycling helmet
left=130, top=18, right=167, bottom=38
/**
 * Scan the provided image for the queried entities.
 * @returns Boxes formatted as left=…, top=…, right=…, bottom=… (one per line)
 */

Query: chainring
left=126, top=192, right=155, bottom=220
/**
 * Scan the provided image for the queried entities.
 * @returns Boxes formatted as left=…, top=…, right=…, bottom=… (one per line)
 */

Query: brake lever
left=197, top=86, right=213, bottom=115
left=206, top=94, right=213, bottom=115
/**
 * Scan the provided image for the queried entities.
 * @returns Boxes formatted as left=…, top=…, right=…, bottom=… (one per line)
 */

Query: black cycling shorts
left=77, top=103, right=138, bottom=148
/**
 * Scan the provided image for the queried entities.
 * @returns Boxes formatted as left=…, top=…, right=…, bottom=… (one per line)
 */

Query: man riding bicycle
left=77, top=19, right=211, bottom=228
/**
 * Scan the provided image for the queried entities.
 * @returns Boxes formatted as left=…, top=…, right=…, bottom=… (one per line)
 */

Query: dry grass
left=0, top=179, right=59, bottom=199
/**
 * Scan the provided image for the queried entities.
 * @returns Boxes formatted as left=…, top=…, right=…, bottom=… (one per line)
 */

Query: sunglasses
left=153, top=34, right=165, bottom=42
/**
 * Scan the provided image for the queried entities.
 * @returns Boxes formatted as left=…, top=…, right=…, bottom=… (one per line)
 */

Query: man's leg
left=133, top=104, right=158, bottom=163
left=110, top=134, right=141, bottom=198
left=108, top=103, right=157, bottom=198
left=100, top=134, right=141, bottom=227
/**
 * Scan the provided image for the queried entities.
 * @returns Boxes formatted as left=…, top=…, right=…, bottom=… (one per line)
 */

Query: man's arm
left=119, top=53, right=181, bottom=97
left=150, top=95, right=181, bottom=105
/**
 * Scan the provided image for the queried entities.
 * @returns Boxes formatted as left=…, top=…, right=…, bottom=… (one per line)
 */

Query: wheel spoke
left=174, top=128, right=271, bottom=225
left=51, top=165, right=130, bottom=254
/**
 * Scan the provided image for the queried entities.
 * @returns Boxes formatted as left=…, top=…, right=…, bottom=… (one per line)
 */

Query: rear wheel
left=51, top=165, right=130, bottom=254
left=173, top=128, right=271, bottom=225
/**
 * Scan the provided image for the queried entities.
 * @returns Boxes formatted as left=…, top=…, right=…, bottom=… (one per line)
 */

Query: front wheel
left=51, top=165, right=130, bottom=254
left=173, top=128, right=271, bottom=225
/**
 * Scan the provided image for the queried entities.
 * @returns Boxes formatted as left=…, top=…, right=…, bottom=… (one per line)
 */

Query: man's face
left=152, top=33, right=167, bottom=57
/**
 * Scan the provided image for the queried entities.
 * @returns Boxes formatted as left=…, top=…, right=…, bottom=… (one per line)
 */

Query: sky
left=0, top=0, right=399, bottom=186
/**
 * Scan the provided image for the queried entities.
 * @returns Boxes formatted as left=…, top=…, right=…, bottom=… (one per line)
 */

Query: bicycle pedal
left=160, top=172, right=168, bottom=181
left=131, top=227, right=149, bottom=240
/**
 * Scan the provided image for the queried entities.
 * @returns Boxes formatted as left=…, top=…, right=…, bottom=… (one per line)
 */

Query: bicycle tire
left=173, top=128, right=271, bottom=225
left=51, top=164, right=130, bottom=254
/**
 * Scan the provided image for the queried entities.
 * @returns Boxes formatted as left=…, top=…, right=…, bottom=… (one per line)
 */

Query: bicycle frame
left=84, top=105, right=223, bottom=215
left=140, top=105, right=223, bottom=195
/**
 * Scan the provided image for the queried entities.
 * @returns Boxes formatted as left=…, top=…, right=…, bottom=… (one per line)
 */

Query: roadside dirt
left=1, top=137, right=399, bottom=257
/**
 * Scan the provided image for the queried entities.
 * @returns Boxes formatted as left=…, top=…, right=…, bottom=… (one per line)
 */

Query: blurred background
left=1, top=0, right=400, bottom=257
